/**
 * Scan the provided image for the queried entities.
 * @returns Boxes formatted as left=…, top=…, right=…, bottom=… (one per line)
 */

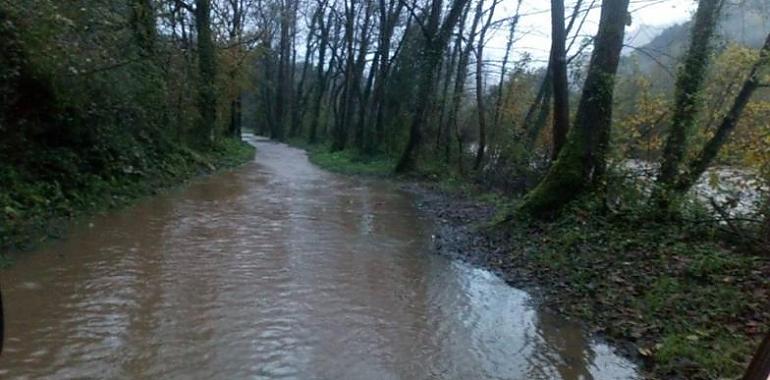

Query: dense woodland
left=3, top=0, right=770, bottom=231
left=1, top=0, right=770, bottom=378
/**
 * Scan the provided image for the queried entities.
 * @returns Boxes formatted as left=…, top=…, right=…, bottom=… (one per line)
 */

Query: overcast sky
left=485, top=0, right=697, bottom=65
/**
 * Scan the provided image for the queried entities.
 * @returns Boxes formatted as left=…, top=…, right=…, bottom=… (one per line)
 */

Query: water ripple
left=0, top=135, right=638, bottom=379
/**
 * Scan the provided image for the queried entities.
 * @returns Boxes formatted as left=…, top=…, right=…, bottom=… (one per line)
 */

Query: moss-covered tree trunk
left=653, top=0, right=722, bottom=208
left=195, top=0, right=217, bottom=146
left=518, top=0, right=630, bottom=218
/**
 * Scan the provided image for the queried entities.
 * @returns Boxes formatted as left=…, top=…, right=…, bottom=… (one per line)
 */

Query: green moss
left=517, top=133, right=589, bottom=218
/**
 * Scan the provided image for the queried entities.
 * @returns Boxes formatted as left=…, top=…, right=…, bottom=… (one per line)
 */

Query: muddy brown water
left=0, top=135, right=638, bottom=379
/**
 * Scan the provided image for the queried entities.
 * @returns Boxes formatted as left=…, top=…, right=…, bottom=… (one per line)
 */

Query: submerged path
left=0, top=135, right=638, bottom=379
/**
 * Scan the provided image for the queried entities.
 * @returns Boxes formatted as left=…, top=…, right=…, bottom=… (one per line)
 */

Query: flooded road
left=0, top=135, right=638, bottom=379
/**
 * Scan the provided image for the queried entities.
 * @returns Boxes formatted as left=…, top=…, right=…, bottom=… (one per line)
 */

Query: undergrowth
left=503, top=200, right=768, bottom=379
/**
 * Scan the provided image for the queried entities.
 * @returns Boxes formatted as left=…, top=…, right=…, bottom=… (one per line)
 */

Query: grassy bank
left=289, top=140, right=396, bottom=177
left=500, top=205, right=767, bottom=379
left=0, top=136, right=255, bottom=263
left=303, top=145, right=768, bottom=380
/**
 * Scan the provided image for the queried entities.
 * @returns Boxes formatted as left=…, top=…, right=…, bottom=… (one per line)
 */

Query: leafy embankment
left=0, top=134, right=254, bottom=262
left=303, top=147, right=769, bottom=380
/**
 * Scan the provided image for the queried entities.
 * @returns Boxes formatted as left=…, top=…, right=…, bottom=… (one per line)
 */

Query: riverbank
left=0, top=137, right=255, bottom=264
left=302, top=144, right=769, bottom=380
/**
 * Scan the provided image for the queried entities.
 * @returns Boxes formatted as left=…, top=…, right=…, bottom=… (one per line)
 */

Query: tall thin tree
left=549, top=0, right=569, bottom=160
left=654, top=0, right=723, bottom=209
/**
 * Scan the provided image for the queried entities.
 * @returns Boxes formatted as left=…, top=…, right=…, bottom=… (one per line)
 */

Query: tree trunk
left=322, top=17, right=342, bottom=140
left=473, top=0, right=498, bottom=171
left=229, top=94, right=243, bottom=138
left=491, top=3, right=521, bottom=139
left=273, top=0, right=293, bottom=141
left=227, top=0, right=244, bottom=139
left=523, top=67, right=553, bottom=147
left=394, top=48, right=439, bottom=172
left=195, top=0, right=217, bottom=146
left=352, top=0, right=375, bottom=150
left=523, top=0, right=583, bottom=150
left=445, top=0, right=482, bottom=173
left=743, top=332, right=770, bottom=380
left=654, top=0, right=722, bottom=207
left=395, top=0, right=470, bottom=173
left=438, top=3, right=468, bottom=164
left=331, top=0, right=358, bottom=151
left=0, top=279, right=3, bottom=355
left=549, top=0, right=569, bottom=161
left=436, top=34, right=460, bottom=158
left=674, top=32, right=770, bottom=195
left=360, top=48, right=380, bottom=154
left=290, top=9, right=318, bottom=139
left=518, top=0, right=630, bottom=217
left=130, top=0, right=156, bottom=55
left=287, top=0, right=298, bottom=137
left=309, top=9, right=332, bottom=144
left=370, top=0, right=403, bottom=153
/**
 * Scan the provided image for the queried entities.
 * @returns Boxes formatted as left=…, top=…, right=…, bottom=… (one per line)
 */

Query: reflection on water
left=0, top=135, right=638, bottom=379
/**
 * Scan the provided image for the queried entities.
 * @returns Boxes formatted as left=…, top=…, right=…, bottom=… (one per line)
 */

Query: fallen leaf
left=638, top=347, right=653, bottom=357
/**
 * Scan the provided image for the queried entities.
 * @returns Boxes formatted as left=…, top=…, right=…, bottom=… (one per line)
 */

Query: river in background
left=0, top=134, right=638, bottom=379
